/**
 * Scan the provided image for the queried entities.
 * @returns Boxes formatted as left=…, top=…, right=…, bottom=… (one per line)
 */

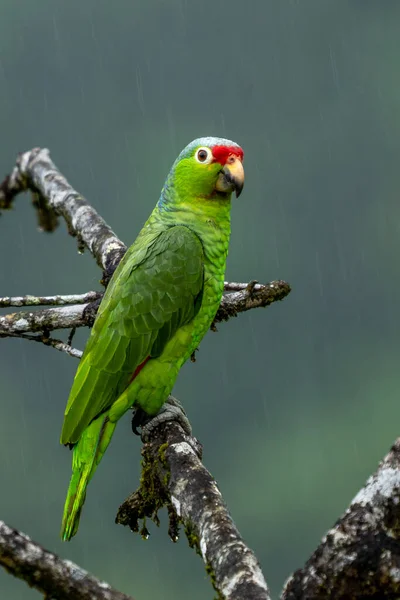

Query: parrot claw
left=131, top=407, right=151, bottom=436
left=132, top=396, right=192, bottom=441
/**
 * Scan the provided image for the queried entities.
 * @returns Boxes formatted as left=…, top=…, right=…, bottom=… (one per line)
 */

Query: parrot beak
left=215, top=155, right=245, bottom=197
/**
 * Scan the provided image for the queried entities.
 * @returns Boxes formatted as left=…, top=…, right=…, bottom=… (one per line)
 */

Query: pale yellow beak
left=215, top=155, right=245, bottom=197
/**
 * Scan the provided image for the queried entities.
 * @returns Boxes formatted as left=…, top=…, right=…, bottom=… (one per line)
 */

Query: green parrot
left=60, top=136, right=245, bottom=541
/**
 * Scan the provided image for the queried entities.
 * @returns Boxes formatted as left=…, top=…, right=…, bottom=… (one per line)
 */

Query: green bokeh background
left=1, top=1, right=400, bottom=598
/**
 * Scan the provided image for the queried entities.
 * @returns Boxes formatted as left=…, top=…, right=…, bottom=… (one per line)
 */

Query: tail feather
left=61, top=411, right=116, bottom=541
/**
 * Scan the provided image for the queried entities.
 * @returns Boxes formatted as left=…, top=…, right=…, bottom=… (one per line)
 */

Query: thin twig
left=224, top=280, right=263, bottom=292
left=0, top=521, right=134, bottom=600
left=3, top=331, right=82, bottom=359
left=0, top=291, right=101, bottom=308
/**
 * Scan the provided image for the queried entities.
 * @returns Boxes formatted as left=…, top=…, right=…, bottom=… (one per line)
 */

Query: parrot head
left=166, top=137, right=244, bottom=204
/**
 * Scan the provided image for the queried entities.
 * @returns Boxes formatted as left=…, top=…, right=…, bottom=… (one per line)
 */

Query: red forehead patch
left=211, top=145, right=244, bottom=165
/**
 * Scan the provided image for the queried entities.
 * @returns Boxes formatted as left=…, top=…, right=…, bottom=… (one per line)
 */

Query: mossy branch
left=116, top=400, right=271, bottom=600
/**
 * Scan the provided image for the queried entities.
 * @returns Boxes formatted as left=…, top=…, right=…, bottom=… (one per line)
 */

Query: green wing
left=61, top=225, right=204, bottom=444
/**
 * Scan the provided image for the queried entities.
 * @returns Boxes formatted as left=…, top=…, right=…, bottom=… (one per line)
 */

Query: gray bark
left=117, top=412, right=271, bottom=600
left=0, top=147, right=126, bottom=274
left=0, top=521, right=134, bottom=600
left=282, top=439, right=400, bottom=599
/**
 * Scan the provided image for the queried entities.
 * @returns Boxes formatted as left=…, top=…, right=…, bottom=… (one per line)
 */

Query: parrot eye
left=195, top=147, right=213, bottom=164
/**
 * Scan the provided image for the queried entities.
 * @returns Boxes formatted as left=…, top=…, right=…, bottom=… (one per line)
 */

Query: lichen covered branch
left=0, top=278, right=290, bottom=348
left=0, top=148, right=126, bottom=272
left=217, top=279, right=290, bottom=323
left=282, top=439, right=400, bottom=599
left=0, top=304, right=90, bottom=335
left=0, top=521, right=134, bottom=600
left=0, top=291, right=101, bottom=308
left=117, top=409, right=270, bottom=600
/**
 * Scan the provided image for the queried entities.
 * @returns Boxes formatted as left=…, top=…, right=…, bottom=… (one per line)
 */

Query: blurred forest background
left=1, top=1, right=400, bottom=598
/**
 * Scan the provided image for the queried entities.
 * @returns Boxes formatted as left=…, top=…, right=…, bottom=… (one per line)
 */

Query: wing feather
left=61, top=225, right=204, bottom=444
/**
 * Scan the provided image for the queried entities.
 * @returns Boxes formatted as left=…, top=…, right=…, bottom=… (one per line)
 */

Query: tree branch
left=0, top=148, right=126, bottom=273
left=0, top=291, right=101, bottom=308
left=116, top=405, right=271, bottom=600
left=4, top=331, right=83, bottom=358
left=282, top=438, right=400, bottom=599
left=0, top=304, right=90, bottom=335
left=0, top=521, right=134, bottom=600
left=0, top=279, right=290, bottom=346
left=216, top=279, right=290, bottom=324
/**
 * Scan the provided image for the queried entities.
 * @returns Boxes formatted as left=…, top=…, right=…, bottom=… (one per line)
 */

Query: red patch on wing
left=129, top=356, right=150, bottom=384
left=211, top=145, right=244, bottom=165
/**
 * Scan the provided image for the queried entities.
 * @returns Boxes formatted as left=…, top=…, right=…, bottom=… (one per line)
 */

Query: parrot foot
left=132, top=395, right=192, bottom=441
left=131, top=407, right=152, bottom=436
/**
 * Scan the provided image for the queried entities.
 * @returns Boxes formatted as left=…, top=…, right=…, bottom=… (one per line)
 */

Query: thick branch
left=117, top=406, right=270, bottom=600
left=0, top=148, right=126, bottom=272
left=0, top=521, right=134, bottom=600
left=282, top=439, right=400, bottom=599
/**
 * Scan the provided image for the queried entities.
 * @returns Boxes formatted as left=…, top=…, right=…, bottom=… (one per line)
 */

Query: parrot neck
left=154, top=182, right=232, bottom=263
left=157, top=178, right=232, bottom=229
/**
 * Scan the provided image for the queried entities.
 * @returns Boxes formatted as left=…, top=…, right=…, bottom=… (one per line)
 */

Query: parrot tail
left=61, top=411, right=116, bottom=541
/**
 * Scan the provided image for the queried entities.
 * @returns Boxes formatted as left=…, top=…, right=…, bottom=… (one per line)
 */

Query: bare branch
left=40, top=337, right=83, bottom=358
left=224, top=280, right=263, bottom=291
left=117, top=402, right=271, bottom=600
left=0, top=520, right=134, bottom=600
left=4, top=331, right=83, bottom=358
left=0, top=304, right=90, bottom=335
left=0, top=148, right=126, bottom=272
left=216, top=279, right=291, bottom=324
left=282, top=438, right=400, bottom=599
left=0, top=279, right=291, bottom=345
left=0, top=291, right=101, bottom=308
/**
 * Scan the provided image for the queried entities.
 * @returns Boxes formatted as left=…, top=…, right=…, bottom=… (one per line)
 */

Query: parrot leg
left=132, top=395, right=192, bottom=440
